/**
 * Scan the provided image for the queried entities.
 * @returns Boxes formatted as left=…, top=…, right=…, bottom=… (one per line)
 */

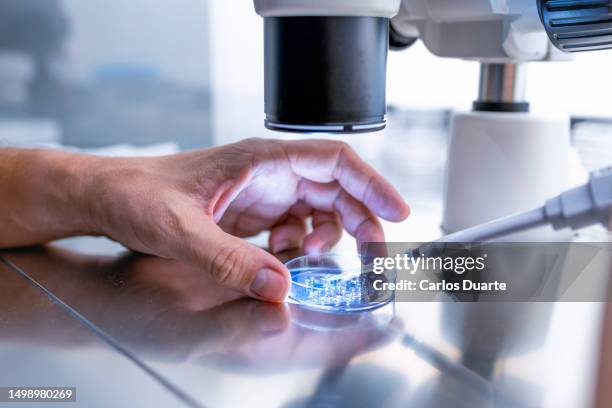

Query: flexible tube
left=436, top=207, right=548, bottom=243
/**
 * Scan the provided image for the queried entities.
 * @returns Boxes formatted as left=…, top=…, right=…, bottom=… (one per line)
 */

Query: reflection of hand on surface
left=135, top=299, right=290, bottom=363
left=206, top=303, right=398, bottom=372
left=1, top=247, right=396, bottom=370
left=0, top=248, right=289, bottom=361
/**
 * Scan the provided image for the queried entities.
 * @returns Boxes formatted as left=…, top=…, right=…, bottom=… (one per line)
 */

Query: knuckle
left=329, top=142, right=349, bottom=179
left=226, top=139, right=260, bottom=164
left=334, top=140, right=351, bottom=151
left=210, top=245, right=246, bottom=287
left=362, top=174, right=376, bottom=205
left=238, top=137, right=264, bottom=148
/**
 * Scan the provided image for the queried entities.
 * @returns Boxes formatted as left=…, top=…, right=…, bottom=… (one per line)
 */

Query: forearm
left=0, top=148, right=101, bottom=248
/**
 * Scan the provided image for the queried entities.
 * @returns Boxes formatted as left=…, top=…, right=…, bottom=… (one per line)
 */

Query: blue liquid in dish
left=289, top=267, right=392, bottom=313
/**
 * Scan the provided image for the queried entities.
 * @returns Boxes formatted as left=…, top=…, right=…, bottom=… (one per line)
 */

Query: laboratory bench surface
left=0, top=240, right=606, bottom=408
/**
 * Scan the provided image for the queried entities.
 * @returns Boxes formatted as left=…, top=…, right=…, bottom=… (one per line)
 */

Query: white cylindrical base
left=443, top=110, right=571, bottom=234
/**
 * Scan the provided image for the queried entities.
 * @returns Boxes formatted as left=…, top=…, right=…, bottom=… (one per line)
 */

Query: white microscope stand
left=443, top=63, right=571, bottom=236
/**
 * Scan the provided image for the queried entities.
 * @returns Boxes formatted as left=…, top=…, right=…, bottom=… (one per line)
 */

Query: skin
left=0, top=138, right=410, bottom=302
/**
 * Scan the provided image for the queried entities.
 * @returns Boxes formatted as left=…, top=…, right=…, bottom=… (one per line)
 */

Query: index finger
left=282, top=140, right=410, bottom=222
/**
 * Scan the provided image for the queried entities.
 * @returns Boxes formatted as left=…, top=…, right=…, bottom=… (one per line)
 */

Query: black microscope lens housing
left=538, top=0, right=612, bottom=52
left=264, top=16, right=389, bottom=134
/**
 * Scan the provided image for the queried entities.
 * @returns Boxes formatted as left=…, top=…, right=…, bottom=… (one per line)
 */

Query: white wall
left=388, top=42, right=612, bottom=117
left=387, top=42, right=479, bottom=111
left=209, top=0, right=270, bottom=144
left=62, top=0, right=211, bottom=87
left=528, top=52, right=612, bottom=117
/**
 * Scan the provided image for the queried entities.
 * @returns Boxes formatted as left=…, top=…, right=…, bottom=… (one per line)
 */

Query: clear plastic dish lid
left=285, top=252, right=395, bottom=313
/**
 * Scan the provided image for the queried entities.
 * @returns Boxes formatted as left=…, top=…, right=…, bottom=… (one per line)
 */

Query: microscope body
left=254, top=0, right=609, bottom=236
left=392, top=0, right=553, bottom=61
left=392, top=0, right=573, bottom=235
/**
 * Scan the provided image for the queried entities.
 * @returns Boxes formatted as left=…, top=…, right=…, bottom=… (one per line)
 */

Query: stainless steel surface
left=0, top=245, right=604, bottom=408
left=0, top=255, right=187, bottom=408
left=477, top=63, right=527, bottom=104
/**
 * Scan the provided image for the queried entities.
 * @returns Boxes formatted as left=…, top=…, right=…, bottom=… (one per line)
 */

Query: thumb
left=188, top=220, right=290, bottom=302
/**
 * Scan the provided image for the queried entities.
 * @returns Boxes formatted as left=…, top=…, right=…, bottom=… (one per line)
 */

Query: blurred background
left=1, top=0, right=612, bottom=241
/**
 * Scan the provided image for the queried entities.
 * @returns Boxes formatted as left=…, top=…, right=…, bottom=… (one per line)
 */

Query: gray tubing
left=437, top=207, right=548, bottom=243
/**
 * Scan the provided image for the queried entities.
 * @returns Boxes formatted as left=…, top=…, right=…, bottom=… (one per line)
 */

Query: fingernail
left=251, top=268, right=287, bottom=301
left=320, top=245, right=332, bottom=254
left=272, top=240, right=290, bottom=254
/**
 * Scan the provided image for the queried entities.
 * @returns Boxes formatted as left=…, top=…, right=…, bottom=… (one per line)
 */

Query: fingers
left=182, top=211, right=290, bottom=302
left=297, top=179, right=385, bottom=248
left=136, top=301, right=289, bottom=361
left=303, top=211, right=342, bottom=254
left=201, top=301, right=289, bottom=349
left=269, top=209, right=342, bottom=255
left=283, top=140, right=410, bottom=222
left=334, top=190, right=386, bottom=248
left=269, top=215, right=307, bottom=254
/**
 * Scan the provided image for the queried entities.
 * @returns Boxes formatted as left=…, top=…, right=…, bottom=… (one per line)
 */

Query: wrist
left=39, top=150, right=109, bottom=237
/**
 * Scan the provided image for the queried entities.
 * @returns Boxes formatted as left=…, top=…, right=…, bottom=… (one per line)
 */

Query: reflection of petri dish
left=285, top=253, right=394, bottom=313
left=289, top=302, right=396, bottom=332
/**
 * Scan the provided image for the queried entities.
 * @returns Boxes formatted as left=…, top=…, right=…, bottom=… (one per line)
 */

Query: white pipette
left=437, top=166, right=612, bottom=243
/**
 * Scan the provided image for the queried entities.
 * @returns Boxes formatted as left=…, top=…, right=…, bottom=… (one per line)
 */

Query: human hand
left=78, top=138, right=410, bottom=302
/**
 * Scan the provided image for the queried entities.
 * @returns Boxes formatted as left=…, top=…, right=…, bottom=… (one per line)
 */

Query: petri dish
left=285, top=253, right=394, bottom=313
